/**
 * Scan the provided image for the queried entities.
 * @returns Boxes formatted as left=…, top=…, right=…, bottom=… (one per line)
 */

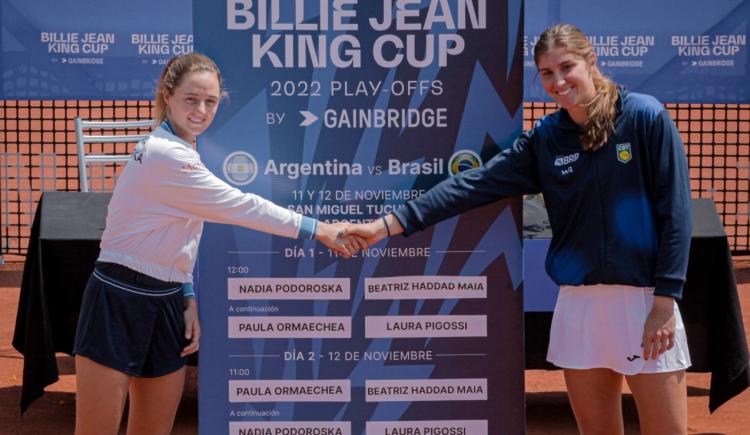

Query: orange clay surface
left=1, top=260, right=749, bottom=434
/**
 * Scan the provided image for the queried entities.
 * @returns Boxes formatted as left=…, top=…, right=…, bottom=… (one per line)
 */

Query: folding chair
left=74, top=117, right=153, bottom=192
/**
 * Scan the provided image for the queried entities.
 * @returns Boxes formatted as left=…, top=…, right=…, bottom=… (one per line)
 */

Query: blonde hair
left=154, top=52, right=225, bottom=125
left=534, top=24, right=619, bottom=151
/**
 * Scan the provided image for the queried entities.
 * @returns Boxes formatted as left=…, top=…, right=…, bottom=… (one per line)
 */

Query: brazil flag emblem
left=616, top=143, right=632, bottom=164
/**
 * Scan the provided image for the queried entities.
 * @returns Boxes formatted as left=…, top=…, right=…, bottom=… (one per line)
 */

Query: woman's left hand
left=642, top=295, right=676, bottom=360
left=181, top=297, right=201, bottom=357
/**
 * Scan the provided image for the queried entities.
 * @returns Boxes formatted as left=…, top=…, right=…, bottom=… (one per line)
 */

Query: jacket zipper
left=591, top=151, right=608, bottom=276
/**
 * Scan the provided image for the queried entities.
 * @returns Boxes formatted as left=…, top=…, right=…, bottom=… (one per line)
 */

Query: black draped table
left=13, top=193, right=750, bottom=413
left=523, top=197, right=750, bottom=412
left=13, top=192, right=111, bottom=413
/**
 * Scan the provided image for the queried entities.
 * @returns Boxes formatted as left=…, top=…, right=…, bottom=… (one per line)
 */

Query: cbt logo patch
left=223, top=151, right=258, bottom=185
left=448, top=149, right=482, bottom=176
left=616, top=143, right=632, bottom=164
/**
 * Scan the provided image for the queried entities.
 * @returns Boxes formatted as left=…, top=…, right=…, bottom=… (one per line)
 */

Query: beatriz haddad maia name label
left=230, top=379, right=350, bottom=402
left=229, top=316, right=351, bottom=338
left=366, top=378, right=487, bottom=402
left=229, top=277, right=349, bottom=300
left=365, top=275, right=486, bottom=300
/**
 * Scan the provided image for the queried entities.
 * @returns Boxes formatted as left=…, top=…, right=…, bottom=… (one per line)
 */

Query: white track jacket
left=98, top=124, right=315, bottom=285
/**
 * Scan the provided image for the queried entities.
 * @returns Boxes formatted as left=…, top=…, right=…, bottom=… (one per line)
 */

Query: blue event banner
left=0, top=0, right=192, bottom=99
left=2, top=0, right=747, bottom=102
left=194, top=0, right=525, bottom=434
left=524, top=0, right=750, bottom=103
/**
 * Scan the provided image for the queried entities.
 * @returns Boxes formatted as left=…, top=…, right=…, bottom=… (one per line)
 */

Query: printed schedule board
left=524, top=0, right=750, bottom=102
left=195, top=1, right=525, bottom=434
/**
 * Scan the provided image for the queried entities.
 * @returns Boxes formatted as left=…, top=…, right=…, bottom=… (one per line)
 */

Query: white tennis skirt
left=546, top=284, right=691, bottom=375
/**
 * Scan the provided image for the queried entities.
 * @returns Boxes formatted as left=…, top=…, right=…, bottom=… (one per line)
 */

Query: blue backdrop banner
left=0, top=0, right=192, bottom=99
left=194, top=0, right=525, bottom=434
left=524, top=0, right=750, bottom=103
left=3, top=0, right=747, bottom=102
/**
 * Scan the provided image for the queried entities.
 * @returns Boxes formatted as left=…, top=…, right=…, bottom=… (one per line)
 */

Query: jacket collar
left=158, top=120, right=193, bottom=149
left=161, top=119, right=176, bottom=135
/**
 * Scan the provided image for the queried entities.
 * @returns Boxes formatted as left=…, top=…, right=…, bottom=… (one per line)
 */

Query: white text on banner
left=365, top=275, right=487, bottom=300
left=365, top=315, right=487, bottom=338
left=229, top=421, right=351, bottom=435
left=229, top=380, right=351, bottom=402
left=229, top=316, right=352, bottom=338
left=365, top=378, right=487, bottom=402
left=228, top=277, right=350, bottom=300
left=366, top=420, right=488, bottom=435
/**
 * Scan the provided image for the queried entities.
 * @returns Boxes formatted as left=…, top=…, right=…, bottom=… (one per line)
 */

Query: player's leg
left=563, top=367, right=625, bottom=435
left=75, top=355, right=130, bottom=435
left=125, top=367, right=186, bottom=435
left=625, top=370, right=687, bottom=435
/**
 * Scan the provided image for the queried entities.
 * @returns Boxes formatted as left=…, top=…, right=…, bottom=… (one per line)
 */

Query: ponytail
left=581, top=68, right=619, bottom=150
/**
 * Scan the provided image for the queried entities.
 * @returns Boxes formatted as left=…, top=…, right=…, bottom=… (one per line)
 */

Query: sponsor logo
left=616, top=143, right=632, bottom=163
left=554, top=152, right=580, bottom=167
left=223, top=151, right=258, bottom=186
left=132, top=142, right=144, bottom=164
left=181, top=162, right=202, bottom=172
left=626, top=355, right=641, bottom=362
left=448, top=150, right=482, bottom=176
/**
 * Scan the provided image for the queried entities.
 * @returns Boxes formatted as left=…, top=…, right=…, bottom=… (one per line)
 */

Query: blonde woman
left=347, top=24, right=691, bottom=435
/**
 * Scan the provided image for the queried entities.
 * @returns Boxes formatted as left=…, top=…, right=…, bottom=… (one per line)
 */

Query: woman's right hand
left=315, top=221, right=367, bottom=258
left=181, top=298, right=200, bottom=357
left=642, top=295, right=676, bottom=360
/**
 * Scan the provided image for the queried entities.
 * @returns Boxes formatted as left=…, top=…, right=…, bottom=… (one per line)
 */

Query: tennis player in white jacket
left=72, top=52, right=364, bottom=435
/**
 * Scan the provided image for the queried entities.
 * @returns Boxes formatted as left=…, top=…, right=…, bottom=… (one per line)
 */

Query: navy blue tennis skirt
left=73, top=262, right=187, bottom=377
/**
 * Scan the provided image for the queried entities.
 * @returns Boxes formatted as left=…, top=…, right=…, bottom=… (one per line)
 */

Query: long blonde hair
left=534, top=24, right=619, bottom=151
left=154, top=52, right=225, bottom=125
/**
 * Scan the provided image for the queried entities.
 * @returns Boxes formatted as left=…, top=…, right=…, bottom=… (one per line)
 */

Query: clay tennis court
left=1, top=102, right=748, bottom=434
left=1, top=260, right=749, bottom=434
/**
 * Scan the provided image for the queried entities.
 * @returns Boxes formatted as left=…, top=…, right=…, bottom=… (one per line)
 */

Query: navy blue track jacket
left=393, top=89, right=692, bottom=299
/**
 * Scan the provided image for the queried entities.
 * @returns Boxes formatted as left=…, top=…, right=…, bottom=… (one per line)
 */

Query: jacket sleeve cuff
left=298, top=216, right=317, bottom=240
left=392, top=206, right=418, bottom=237
left=182, top=282, right=196, bottom=299
left=653, top=278, right=684, bottom=300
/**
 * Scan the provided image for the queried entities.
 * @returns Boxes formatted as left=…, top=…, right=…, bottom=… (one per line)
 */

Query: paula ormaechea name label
left=229, top=316, right=351, bottom=338
left=366, top=420, right=487, bottom=435
left=365, top=275, right=486, bottom=300
left=229, top=421, right=350, bottom=435
left=228, top=277, right=349, bottom=300
left=230, top=380, right=350, bottom=402
left=366, top=378, right=487, bottom=402
left=365, top=315, right=486, bottom=338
